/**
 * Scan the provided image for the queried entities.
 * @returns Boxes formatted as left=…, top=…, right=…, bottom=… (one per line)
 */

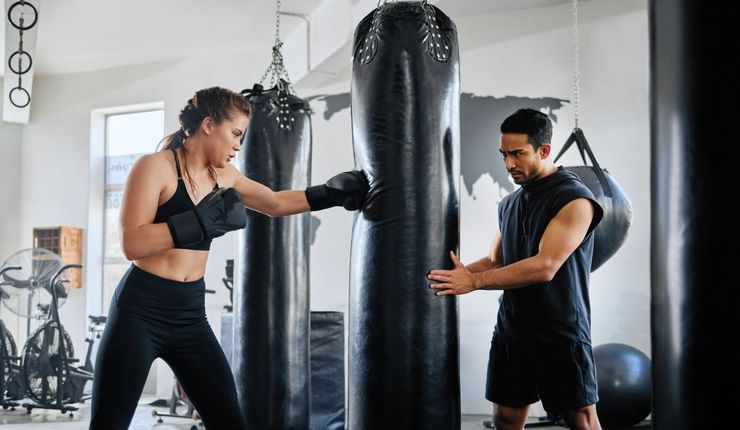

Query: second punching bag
left=554, top=129, right=633, bottom=271
left=350, top=2, right=461, bottom=429
left=234, top=81, right=312, bottom=429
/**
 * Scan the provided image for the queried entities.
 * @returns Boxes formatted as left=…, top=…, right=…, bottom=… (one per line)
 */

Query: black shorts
left=485, top=331, right=599, bottom=413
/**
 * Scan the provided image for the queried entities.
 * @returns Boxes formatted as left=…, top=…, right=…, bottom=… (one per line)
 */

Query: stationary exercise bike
left=151, top=380, right=202, bottom=430
left=0, top=265, right=24, bottom=410
left=222, top=258, right=234, bottom=312
left=1, top=248, right=71, bottom=410
left=17, top=263, right=96, bottom=416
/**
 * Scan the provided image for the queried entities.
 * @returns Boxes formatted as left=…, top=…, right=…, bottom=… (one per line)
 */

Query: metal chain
left=10, top=9, right=30, bottom=108
left=18, top=15, right=25, bottom=91
left=259, top=0, right=294, bottom=92
left=572, top=0, right=580, bottom=130
left=274, top=0, right=281, bottom=48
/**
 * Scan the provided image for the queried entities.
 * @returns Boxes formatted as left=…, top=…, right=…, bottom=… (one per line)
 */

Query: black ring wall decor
left=9, top=87, right=30, bottom=109
left=6, top=1, right=38, bottom=109
left=8, top=51, right=32, bottom=75
left=7, top=1, right=38, bottom=30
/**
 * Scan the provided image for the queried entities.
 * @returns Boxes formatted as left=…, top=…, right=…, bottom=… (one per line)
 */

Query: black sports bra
left=154, top=148, right=217, bottom=251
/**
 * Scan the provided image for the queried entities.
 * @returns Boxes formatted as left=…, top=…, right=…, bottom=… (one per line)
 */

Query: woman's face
left=203, top=111, right=249, bottom=168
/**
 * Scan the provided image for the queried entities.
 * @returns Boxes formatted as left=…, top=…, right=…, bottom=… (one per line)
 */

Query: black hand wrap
left=167, top=187, right=247, bottom=247
left=305, top=170, right=369, bottom=211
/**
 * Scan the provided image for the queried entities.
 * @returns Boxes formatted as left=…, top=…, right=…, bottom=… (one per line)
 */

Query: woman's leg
left=89, top=304, right=160, bottom=430
left=164, top=320, right=245, bottom=430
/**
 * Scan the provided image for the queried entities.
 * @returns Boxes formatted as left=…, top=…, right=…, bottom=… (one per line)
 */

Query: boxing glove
left=167, top=187, right=247, bottom=247
left=305, top=170, right=369, bottom=211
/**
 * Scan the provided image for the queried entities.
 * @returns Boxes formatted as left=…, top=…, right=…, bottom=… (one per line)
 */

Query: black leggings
left=90, top=264, right=244, bottom=430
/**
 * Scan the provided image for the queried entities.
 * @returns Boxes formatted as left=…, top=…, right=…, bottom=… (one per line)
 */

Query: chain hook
left=259, top=0, right=295, bottom=93
left=572, top=0, right=580, bottom=130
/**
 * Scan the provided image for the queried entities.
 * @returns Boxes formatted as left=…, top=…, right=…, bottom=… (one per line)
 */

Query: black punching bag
left=651, top=1, right=739, bottom=429
left=554, top=129, right=633, bottom=271
left=349, top=2, right=460, bottom=429
left=234, top=82, right=312, bottom=429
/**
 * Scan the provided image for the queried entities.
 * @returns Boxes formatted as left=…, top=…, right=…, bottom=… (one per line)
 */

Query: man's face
left=499, top=133, right=550, bottom=185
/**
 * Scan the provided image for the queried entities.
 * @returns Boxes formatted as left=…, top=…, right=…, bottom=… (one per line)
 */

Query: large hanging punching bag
left=651, top=1, right=739, bottom=428
left=233, top=80, right=312, bottom=429
left=349, top=2, right=461, bottom=429
left=554, top=129, right=632, bottom=271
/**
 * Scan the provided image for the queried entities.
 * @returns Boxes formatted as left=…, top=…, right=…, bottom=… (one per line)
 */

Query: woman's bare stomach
left=133, top=249, right=209, bottom=282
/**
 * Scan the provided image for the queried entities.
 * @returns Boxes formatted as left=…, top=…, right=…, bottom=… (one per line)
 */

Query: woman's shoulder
left=136, top=150, right=174, bottom=169
left=214, top=162, right=241, bottom=188
left=129, top=151, right=176, bottom=181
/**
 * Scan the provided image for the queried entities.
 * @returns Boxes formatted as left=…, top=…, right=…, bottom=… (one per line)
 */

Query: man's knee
left=561, top=404, right=601, bottom=430
left=493, top=404, right=528, bottom=430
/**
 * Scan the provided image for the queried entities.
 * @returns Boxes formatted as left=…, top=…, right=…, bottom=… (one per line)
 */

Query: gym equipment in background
left=221, top=259, right=234, bottom=312
left=221, top=309, right=347, bottom=429
left=0, top=248, right=66, bottom=410
left=1, top=265, right=23, bottom=410
left=233, top=0, right=313, bottom=428
left=309, top=312, right=345, bottom=430
left=78, top=315, right=106, bottom=400
left=553, top=0, right=632, bottom=272
left=11, top=262, right=98, bottom=416
left=151, top=379, right=201, bottom=430
left=349, top=1, right=461, bottom=428
left=554, top=131, right=633, bottom=272
left=0, top=248, right=66, bottom=336
left=593, top=343, right=651, bottom=429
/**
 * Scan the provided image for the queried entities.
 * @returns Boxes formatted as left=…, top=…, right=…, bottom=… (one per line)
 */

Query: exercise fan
left=0, top=248, right=68, bottom=319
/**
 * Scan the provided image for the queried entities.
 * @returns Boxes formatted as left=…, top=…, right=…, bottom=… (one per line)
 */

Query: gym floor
left=0, top=405, right=655, bottom=430
left=0, top=402, right=566, bottom=430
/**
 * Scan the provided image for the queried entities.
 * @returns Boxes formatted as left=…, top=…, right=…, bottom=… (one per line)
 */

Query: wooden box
left=32, top=226, right=83, bottom=289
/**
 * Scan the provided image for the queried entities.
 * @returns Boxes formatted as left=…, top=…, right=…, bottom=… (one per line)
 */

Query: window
left=102, top=110, right=164, bottom=313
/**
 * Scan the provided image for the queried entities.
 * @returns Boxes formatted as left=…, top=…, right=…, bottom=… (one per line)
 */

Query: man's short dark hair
left=500, top=108, right=553, bottom=150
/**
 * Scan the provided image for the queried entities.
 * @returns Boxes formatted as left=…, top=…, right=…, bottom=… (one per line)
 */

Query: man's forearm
left=471, top=255, right=555, bottom=291
left=466, top=257, right=500, bottom=273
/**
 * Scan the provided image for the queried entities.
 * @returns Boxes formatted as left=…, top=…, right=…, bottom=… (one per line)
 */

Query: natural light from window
left=103, top=110, right=164, bottom=313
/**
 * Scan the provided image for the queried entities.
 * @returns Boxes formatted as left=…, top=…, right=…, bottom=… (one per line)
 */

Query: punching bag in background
left=233, top=80, right=312, bottom=429
left=651, top=1, right=739, bottom=428
left=310, top=312, right=345, bottom=430
left=553, top=129, right=632, bottom=271
left=349, top=2, right=461, bottom=429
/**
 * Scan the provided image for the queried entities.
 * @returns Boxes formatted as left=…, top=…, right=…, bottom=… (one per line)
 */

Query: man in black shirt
left=428, top=109, right=604, bottom=430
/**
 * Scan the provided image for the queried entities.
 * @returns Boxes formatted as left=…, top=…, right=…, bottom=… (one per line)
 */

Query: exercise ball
left=593, top=343, right=651, bottom=429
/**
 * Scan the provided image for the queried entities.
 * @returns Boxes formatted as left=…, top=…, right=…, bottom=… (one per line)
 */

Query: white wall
left=0, top=88, right=24, bottom=341
left=0, top=88, right=22, bottom=261
left=4, top=0, right=649, bottom=415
